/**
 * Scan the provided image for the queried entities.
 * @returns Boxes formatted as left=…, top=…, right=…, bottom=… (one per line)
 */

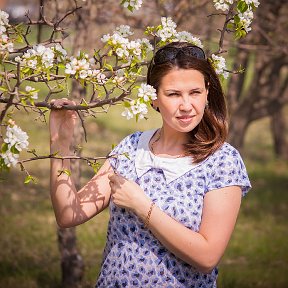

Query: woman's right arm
left=49, top=99, right=112, bottom=228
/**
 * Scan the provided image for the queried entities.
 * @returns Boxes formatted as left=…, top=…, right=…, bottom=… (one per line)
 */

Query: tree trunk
left=228, top=111, right=250, bottom=150
left=271, top=108, right=288, bottom=160
left=54, top=1, right=97, bottom=286
left=57, top=81, right=86, bottom=288
left=57, top=227, right=84, bottom=288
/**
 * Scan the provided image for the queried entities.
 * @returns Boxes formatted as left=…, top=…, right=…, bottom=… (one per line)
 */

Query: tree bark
left=57, top=227, right=85, bottom=288
left=271, top=108, right=288, bottom=160
left=57, top=81, right=86, bottom=288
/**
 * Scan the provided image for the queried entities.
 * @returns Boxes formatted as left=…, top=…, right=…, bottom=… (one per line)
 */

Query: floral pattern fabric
left=95, top=130, right=251, bottom=288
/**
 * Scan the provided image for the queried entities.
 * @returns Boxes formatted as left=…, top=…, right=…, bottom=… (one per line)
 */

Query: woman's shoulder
left=211, top=142, right=243, bottom=160
left=110, top=130, right=146, bottom=155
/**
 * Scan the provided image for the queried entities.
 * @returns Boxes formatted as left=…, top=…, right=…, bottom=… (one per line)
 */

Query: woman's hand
left=49, top=98, right=78, bottom=151
left=108, top=173, right=151, bottom=214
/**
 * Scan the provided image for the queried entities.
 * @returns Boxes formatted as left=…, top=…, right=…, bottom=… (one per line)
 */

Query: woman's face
left=153, top=68, right=208, bottom=134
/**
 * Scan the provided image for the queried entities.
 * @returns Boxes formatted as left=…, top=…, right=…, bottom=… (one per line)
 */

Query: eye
left=167, top=92, right=180, bottom=97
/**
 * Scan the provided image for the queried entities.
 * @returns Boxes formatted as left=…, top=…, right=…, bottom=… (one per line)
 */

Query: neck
left=151, top=127, right=188, bottom=157
left=160, top=127, right=188, bottom=147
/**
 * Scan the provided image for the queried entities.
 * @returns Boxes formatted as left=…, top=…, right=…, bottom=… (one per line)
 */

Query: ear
left=152, top=98, right=159, bottom=107
left=151, top=100, right=160, bottom=112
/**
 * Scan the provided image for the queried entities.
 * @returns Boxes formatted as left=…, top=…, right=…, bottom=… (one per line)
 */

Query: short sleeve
left=108, top=132, right=140, bottom=173
left=205, top=144, right=251, bottom=197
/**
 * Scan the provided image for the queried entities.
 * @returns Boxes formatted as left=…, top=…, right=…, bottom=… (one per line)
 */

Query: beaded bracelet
left=144, top=202, right=155, bottom=228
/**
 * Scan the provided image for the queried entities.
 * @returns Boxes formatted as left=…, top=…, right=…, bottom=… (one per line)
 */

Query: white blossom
left=137, top=83, right=157, bottom=102
left=121, top=108, right=134, bottom=120
left=211, top=54, right=229, bottom=79
left=96, top=72, right=107, bottom=84
left=127, top=40, right=142, bottom=58
left=156, top=17, right=178, bottom=42
left=238, top=9, right=254, bottom=33
left=121, top=0, right=143, bottom=11
left=27, top=59, right=37, bottom=69
left=0, top=10, right=9, bottom=30
left=116, top=47, right=126, bottom=58
left=65, top=56, right=91, bottom=78
left=175, top=31, right=203, bottom=48
left=116, top=25, right=134, bottom=37
left=101, top=33, right=111, bottom=43
left=16, top=44, right=56, bottom=69
left=4, top=125, right=29, bottom=152
left=213, top=0, right=260, bottom=34
left=0, top=33, right=14, bottom=53
left=137, top=38, right=154, bottom=53
left=25, top=85, right=38, bottom=99
left=53, top=43, right=67, bottom=59
left=1, top=150, right=19, bottom=167
left=213, top=0, right=234, bottom=11
left=130, top=99, right=148, bottom=117
left=244, top=0, right=260, bottom=7
left=79, top=69, right=88, bottom=79
left=65, top=63, right=76, bottom=75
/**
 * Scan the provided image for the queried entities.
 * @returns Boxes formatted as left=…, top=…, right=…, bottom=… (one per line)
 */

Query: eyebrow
left=165, top=88, right=205, bottom=93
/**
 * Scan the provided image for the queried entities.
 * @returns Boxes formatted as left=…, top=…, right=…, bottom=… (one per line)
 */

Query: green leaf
left=122, top=152, right=130, bottom=160
left=227, top=23, right=235, bottom=30
left=24, top=175, right=37, bottom=184
left=0, top=86, right=8, bottom=92
left=22, top=67, right=30, bottom=74
left=111, top=143, right=116, bottom=150
left=1, top=143, right=8, bottom=153
left=63, top=169, right=71, bottom=176
left=20, top=98, right=27, bottom=105
left=16, top=34, right=24, bottom=43
left=91, top=162, right=101, bottom=173
left=57, top=169, right=71, bottom=176
left=123, top=101, right=131, bottom=108
left=234, top=14, right=240, bottom=24
left=39, top=107, right=49, bottom=113
left=27, top=149, right=37, bottom=155
left=80, top=99, right=89, bottom=106
left=10, top=145, right=20, bottom=154
left=0, top=158, right=9, bottom=172
left=57, top=63, right=66, bottom=69
left=237, top=1, right=248, bottom=13
left=104, top=63, right=114, bottom=71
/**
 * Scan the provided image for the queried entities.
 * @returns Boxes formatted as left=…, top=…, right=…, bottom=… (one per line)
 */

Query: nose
left=179, top=96, right=192, bottom=111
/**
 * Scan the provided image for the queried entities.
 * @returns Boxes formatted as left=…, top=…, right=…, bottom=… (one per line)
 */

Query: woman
left=50, top=42, right=251, bottom=287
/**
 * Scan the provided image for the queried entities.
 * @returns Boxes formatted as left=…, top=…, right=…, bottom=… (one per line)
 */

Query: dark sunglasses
left=152, top=45, right=206, bottom=66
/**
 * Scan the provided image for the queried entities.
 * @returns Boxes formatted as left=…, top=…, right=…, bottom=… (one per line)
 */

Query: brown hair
left=147, top=42, right=228, bottom=163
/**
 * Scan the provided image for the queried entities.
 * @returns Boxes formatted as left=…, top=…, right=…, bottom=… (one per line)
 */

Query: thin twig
left=76, top=110, right=88, bottom=143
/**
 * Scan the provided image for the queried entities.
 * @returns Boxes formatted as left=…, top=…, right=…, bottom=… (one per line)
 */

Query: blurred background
left=0, top=0, right=287, bottom=287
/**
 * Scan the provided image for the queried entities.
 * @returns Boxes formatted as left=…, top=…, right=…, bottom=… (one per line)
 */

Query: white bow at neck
left=135, top=129, right=198, bottom=184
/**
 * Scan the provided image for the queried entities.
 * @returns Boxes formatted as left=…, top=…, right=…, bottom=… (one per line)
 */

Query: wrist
left=144, top=202, right=156, bottom=229
left=134, top=196, right=154, bottom=222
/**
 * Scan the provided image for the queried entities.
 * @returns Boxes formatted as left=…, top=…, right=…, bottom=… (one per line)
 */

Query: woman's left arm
left=109, top=174, right=242, bottom=274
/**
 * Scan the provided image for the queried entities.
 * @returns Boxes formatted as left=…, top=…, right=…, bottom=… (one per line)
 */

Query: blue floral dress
left=95, top=129, right=251, bottom=288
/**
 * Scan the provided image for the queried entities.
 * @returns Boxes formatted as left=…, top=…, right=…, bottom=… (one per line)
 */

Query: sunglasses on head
left=152, top=45, right=206, bottom=66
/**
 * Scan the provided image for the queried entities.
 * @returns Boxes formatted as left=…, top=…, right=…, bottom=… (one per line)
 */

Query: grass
left=0, top=106, right=288, bottom=287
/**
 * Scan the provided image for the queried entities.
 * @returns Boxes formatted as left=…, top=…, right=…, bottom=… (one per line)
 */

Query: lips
left=176, top=115, right=194, bottom=123
left=177, top=115, right=193, bottom=119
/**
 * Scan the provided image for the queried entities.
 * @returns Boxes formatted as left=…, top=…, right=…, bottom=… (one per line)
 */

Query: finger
left=51, top=98, right=76, bottom=109
left=108, top=173, right=116, bottom=181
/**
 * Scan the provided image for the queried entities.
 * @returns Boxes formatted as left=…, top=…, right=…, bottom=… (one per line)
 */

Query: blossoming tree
left=0, top=0, right=260, bottom=286
left=0, top=0, right=260, bottom=174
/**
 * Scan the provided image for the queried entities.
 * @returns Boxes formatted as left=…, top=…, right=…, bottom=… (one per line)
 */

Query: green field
left=0, top=105, right=287, bottom=288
